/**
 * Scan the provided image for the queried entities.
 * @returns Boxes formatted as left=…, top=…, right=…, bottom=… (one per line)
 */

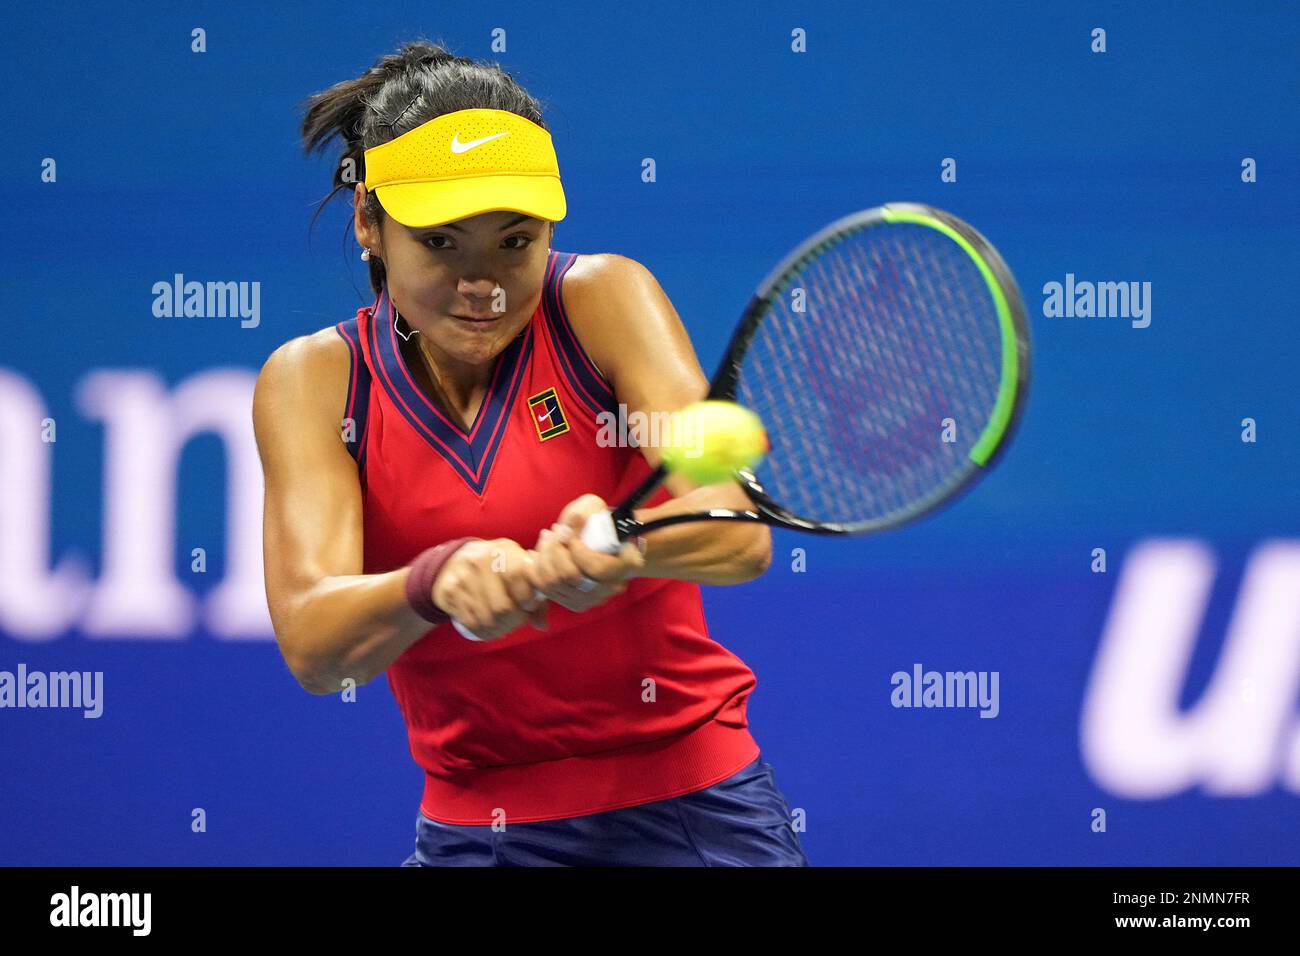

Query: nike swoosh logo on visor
left=450, top=131, right=511, bottom=153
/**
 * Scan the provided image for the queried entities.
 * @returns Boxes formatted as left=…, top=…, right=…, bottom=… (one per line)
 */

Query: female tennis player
left=253, top=39, right=809, bottom=866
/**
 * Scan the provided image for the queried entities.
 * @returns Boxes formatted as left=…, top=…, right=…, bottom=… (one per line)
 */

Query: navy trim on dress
left=543, top=251, right=620, bottom=419
left=367, top=284, right=533, bottom=496
left=334, top=317, right=371, bottom=473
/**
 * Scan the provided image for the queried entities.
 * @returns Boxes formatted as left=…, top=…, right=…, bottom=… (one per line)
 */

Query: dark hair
left=300, top=38, right=554, bottom=296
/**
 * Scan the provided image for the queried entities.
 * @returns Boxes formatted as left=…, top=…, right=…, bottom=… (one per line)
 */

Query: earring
left=361, top=247, right=372, bottom=261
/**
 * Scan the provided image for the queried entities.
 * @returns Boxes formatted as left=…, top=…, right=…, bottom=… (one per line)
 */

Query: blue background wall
left=3, top=1, right=1298, bottom=864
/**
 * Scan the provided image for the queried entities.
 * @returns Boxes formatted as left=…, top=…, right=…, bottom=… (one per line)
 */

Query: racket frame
left=607, top=202, right=1031, bottom=543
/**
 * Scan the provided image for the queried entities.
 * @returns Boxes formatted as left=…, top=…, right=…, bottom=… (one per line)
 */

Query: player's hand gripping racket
left=452, top=203, right=1030, bottom=639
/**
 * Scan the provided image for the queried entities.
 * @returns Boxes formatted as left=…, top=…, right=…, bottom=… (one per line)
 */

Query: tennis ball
left=661, top=400, right=769, bottom=485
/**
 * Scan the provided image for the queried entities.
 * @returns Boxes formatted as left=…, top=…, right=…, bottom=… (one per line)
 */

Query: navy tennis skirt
left=400, top=754, right=810, bottom=867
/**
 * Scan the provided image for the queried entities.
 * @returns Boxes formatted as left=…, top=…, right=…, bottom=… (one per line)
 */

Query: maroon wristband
left=404, top=537, right=480, bottom=625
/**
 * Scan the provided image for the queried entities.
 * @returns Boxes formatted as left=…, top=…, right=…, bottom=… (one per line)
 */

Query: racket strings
left=737, top=222, right=1004, bottom=527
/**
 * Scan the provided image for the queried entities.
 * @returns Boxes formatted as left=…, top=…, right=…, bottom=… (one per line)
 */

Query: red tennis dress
left=333, top=250, right=760, bottom=825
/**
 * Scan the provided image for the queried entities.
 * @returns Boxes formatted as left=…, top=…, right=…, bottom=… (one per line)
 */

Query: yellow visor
left=363, top=107, right=566, bottom=228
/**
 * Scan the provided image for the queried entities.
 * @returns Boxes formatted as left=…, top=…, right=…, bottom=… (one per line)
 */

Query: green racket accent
left=881, top=207, right=1019, bottom=467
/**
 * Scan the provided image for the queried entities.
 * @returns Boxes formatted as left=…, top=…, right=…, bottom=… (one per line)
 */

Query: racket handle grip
left=580, top=509, right=621, bottom=554
left=453, top=513, right=620, bottom=640
left=453, top=618, right=485, bottom=641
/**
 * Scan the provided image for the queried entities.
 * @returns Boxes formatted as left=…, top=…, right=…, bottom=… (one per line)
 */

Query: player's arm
left=560, top=254, right=772, bottom=585
left=254, top=331, right=446, bottom=694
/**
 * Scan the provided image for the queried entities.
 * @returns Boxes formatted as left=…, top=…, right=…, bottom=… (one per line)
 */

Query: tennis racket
left=453, top=202, right=1030, bottom=639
